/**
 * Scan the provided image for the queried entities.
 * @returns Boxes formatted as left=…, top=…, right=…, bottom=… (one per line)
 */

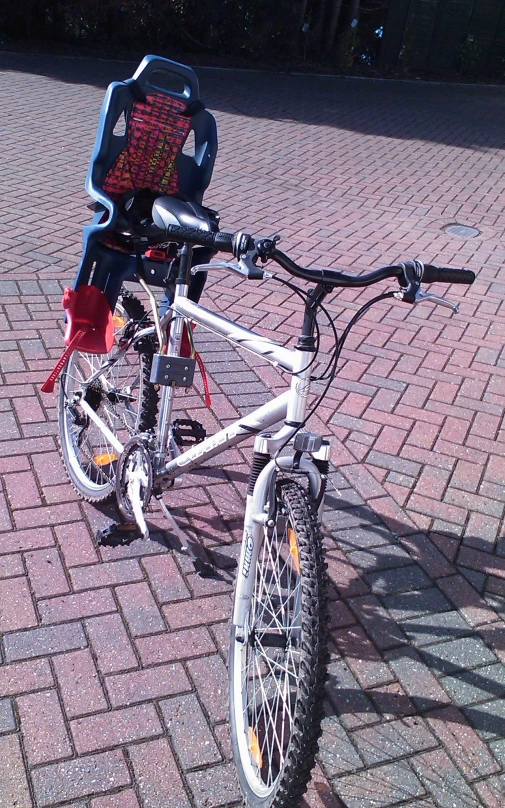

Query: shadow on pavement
left=320, top=484, right=505, bottom=803
left=1, top=51, right=505, bottom=151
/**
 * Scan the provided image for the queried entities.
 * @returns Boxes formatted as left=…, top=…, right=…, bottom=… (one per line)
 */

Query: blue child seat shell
left=73, top=54, right=218, bottom=309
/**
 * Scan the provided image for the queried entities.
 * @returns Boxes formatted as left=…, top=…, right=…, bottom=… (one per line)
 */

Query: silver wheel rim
left=60, top=307, right=143, bottom=496
left=232, top=503, right=303, bottom=798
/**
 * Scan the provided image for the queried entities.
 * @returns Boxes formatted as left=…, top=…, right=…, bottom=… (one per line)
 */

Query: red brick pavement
left=0, top=52, right=505, bottom=807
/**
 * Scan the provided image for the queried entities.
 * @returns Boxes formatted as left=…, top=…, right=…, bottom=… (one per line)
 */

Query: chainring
left=116, top=437, right=153, bottom=523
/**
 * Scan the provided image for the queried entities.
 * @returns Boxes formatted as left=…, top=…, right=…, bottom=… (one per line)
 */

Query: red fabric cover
left=102, top=92, right=191, bottom=201
left=62, top=285, right=114, bottom=353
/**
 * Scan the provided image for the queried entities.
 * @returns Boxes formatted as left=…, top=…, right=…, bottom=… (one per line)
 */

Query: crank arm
left=127, top=473, right=150, bottom=541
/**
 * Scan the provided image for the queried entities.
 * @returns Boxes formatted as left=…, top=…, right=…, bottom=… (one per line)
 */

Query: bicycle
left=54, top=195, right=475, bottom=808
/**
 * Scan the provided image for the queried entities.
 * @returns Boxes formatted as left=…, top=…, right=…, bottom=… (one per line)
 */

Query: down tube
left=159, top=390, right=291, bottom=481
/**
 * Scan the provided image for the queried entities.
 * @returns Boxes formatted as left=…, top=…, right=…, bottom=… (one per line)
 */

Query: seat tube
left=157, top=282, right=188, bottom=458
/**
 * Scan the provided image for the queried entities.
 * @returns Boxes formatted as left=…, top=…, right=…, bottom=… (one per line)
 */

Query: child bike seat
left=42, top=56, right=218, bottom=395
left=73, top=54, right=218, bottom=309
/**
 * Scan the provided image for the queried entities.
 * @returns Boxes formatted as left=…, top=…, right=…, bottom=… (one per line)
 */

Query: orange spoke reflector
left=249, top=728, right=263, bottom=769
left=113, top=315, right=127, bottom=328
left=93, top=453, right=117, bottom=467
left=288, top=527, right=300, bottom=573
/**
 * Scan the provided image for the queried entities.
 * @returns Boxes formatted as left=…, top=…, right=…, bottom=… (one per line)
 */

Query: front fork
left=232, top=434, right=331, bottom=635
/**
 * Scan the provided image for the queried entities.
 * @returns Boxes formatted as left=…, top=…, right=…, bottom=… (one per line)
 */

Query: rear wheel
left=58, top=292, right=158, bottom=503
left=229, top=480, right=328, bottom=808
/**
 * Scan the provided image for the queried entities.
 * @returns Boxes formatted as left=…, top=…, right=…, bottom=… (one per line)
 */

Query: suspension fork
left=232, top=440, right=331, bottom=634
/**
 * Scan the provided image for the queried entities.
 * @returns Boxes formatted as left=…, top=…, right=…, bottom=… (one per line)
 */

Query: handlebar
left=162, top=224, right=476, bottom=289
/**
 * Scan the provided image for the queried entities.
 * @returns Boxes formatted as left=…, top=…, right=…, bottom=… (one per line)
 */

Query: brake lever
left=394, top=287, right=459, bottom=313
left=191, top=254, right=273, bottom=281
left=414, top=289, right=460, bottom=313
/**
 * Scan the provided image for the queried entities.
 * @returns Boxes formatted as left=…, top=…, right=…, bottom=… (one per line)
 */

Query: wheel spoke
left=58, top=295, right=157, bottom=502
left=230, top=480, right=328, bottom=806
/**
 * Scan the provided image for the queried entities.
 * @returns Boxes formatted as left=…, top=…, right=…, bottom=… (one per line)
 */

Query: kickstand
left=156, top=495, right=217, bottom=578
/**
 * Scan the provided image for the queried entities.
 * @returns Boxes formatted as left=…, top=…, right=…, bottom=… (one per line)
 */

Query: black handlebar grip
left=423, top=265, right=475, bottom=284
left=164, top=225, right=235, bottom=253
left=213, top=231, right=235, bottom=253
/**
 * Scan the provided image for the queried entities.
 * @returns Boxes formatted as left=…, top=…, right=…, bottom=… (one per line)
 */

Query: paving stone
left=106, top=663, right=191, bottom=707
left=419, top=636, right=497, bottom=676
left=91, top=792, right=140, bottom=808
left=141, top=554, right=190, bottom=603
left=69, top=559, right=143, bottom=590
left=385, top=647, right=451, bottom=711
left=441, top=664, right=505, bottom=707
left=410, top=749, right=479, bottom=807
left=115, top=582, right=166, bottom=636
left=31, top=751, right=131, bottom=806
left=333, top=625, right=395, bottom=689
left=364, top=564, right=432, bottom=596
left=160, top=692, right=221, bottom=769
left=347, top=543, right=412, bottom=573
left=332, top=524, right=392, bottom=551
left=186, top=762, right=241, bottom=807
left=71, top=704, right=162, bottom=754
left=381, top=587, right=453, bottom=621
left=400, top=610, right=471, bottom=647
left=0, top=576, right=37, bottom=631
left=326, top=659, right=378, bottom=730
left=318, top=706, right=364, bottom=778
left=186, top=654, right=228, bottom=725
left=0, top=734, right=33, bottom=808
left=351, top=716, right=438, bottom=766
left=85, top=613, right=138, bottom=675
left=425, top=705, right=501, bottom=781
left=334, top=761, right=425, bottom=808
left=4, top=621, right=87, bottom=662
left=39, top=588, right=116, bottom=623
left=128, top=737, right=191, bottom=808
left=24, top=547, right=70, bottom=597
left=0, top=697, right=16, bottom=732
left=0, top=658, right=54, bottom=696
left=474, top=775, right=505, bottom=808
left=17, top=689, right=72, bottom=765
left=464, top=699, right=505, bottom=741
left=367, top=681, right=417, bottom=721
left=347, top=593, right=407, bottom=650
left=162, top=593, right=231, bottom=629
left=136, top=626, right=216, bottom=666
left=53, top=649, right=108, bottom=718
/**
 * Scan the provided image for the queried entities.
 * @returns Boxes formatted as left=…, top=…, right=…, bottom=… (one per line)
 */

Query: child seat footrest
left=41, top=285, right=114, bottom=394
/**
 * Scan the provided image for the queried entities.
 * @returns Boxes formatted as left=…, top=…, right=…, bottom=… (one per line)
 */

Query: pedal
left=172, top=419, right=206, bottom=447
left=96, top=522, right=140, bottom=546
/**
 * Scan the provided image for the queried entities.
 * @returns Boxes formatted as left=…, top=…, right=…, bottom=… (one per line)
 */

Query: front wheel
left=229, top=480, right=328, bottom=808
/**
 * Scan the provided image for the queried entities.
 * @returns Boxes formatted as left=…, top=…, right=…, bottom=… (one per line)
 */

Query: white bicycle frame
left=78, top=271, right=331, bottom=633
